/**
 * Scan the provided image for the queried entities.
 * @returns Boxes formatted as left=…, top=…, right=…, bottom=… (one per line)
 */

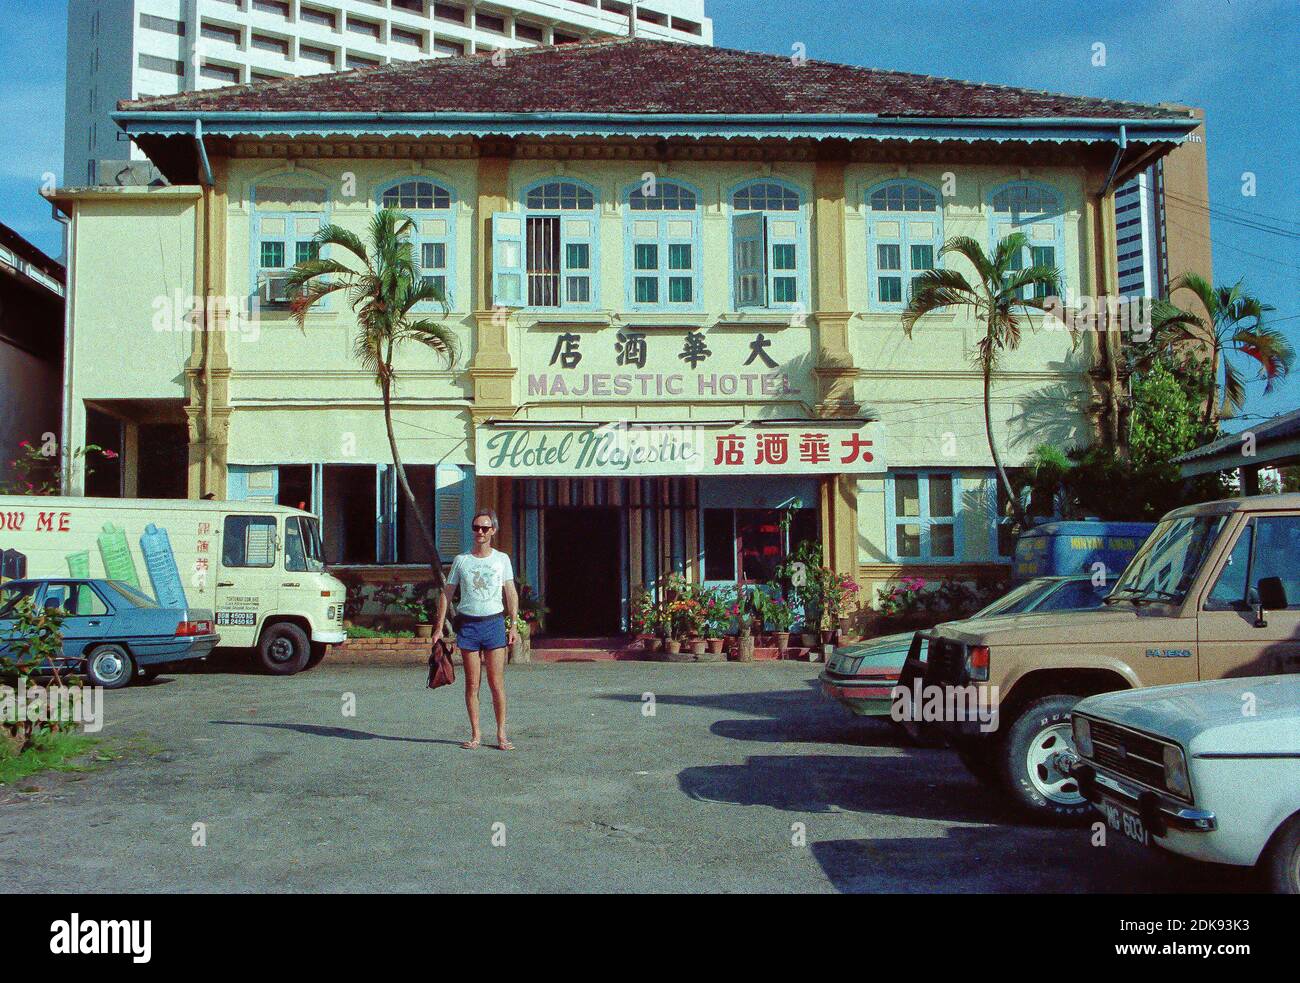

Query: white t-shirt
left=448, top=549, right=514, bottom=617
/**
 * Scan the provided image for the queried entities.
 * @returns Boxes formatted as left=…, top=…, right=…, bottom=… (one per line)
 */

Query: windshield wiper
left=1106, top=586, right=1181, bottom=605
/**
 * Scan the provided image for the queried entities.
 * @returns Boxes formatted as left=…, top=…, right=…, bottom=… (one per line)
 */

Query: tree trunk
left=984, top=354, right=1028, bottom=530
left=1203, top=340, right=1221, bottom=429
left=380, top=369, right=444, bottom=589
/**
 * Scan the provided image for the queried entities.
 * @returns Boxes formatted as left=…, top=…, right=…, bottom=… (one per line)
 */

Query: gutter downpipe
left=1098, top=125, right=1128, bottom=454
left=54, top=202, right=74, bottom=495
left=194, top=119, right=213, bottom=497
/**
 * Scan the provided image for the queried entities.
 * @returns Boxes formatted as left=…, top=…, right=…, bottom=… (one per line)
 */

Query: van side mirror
left=1255, top=576, right=1287, bottom=628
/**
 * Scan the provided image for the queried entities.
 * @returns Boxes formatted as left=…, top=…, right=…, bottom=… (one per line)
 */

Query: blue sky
left=2, top=0, right=1295, bottom=421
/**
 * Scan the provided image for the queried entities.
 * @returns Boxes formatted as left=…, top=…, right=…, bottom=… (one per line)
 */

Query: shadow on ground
left=212, top=719, right=461, bottom=746
left=811, top=829, right=1260, bottom=894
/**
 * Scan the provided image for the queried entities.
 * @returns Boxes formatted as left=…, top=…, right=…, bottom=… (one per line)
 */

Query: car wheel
left=1263, top=814, right=1300, bottom=894
left=84, top=645, right=135, bottom=689
left=256, top=622, right=310, bottom=676
left=305, top=642, right=328, bottom=670
left=999, top=695, right=1093, bottom=825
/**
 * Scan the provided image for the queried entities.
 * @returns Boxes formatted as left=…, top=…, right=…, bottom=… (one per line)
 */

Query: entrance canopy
left=476, top=419, right=885, bottom=478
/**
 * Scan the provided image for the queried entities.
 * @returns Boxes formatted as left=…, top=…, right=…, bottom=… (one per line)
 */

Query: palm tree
left=902, top=233, right=1062, bottom=530
left=286, top=208, right=457, bottom=586
left=1149, top=273, right=1294, bottom=427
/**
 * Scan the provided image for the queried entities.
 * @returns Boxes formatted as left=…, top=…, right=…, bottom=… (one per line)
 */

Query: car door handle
left=282, top=582, right=300, bottom=588
left=87, top=620, right=100, bottom=627
left=217, top=581, right=235, bottom=587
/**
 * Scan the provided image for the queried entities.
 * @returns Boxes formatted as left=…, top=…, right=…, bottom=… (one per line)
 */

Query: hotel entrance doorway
left=543, top=507, right=621, bottom=636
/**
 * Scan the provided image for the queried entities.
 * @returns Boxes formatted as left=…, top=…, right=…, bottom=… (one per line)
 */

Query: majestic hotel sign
left=476, top=421, right=885, bottom=478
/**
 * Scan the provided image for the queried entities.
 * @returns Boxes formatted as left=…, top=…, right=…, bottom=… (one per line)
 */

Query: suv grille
left=1088, top=719, right=1178, bottom=798
left=923, top=638, right=964, bottom=685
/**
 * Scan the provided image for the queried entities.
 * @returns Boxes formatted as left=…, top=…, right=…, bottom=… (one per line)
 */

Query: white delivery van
left=0, top=495, right=346, bottom=675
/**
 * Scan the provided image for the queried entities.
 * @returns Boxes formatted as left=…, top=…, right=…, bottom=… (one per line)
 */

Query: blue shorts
left=456, top=613, right=508, bottom=653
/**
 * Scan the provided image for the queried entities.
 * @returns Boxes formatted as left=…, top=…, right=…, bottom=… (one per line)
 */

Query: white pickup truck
left=1069, top=674, right=1300, bottom=893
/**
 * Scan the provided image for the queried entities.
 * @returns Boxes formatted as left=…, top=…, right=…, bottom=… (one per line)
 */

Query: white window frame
left=623, top=179, right=702, bottom=312
left=492, top=179, right=599, bottom=311
left=988, top=181, right=1065, bottom=300
left=886, top=470, right=964, bottom=563
left=729, top=179, right=809, bottom=314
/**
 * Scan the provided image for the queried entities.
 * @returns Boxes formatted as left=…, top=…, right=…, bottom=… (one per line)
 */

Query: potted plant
left=383, top=582, right=436, bottom=638
left=664, top=595, right=699, bottom=661
left=508, top=614, right=531, bottom=664
left=701, top=585, right=732, bottom=657
left=630, top=587, right=661, bottom=652
left=757, top=587, right=796, bottom=652
left=731, top=584, right=754, bottom=662
left=517, top=580, right=548, bottom=637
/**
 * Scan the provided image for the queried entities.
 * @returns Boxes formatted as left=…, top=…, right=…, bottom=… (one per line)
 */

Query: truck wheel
left=1000, top=695, right=1093, bottom=825
left=85, top=645, right=135, bottom=689
left=1263, top=814, right=1300, bottom=894
left=305, top=643, right=328, bottom=670
left=256, top=623, right=311, bottom=676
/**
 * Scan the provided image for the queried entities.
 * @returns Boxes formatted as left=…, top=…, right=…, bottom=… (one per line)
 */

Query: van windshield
left=1108, top=514, right=1228, bottom=604
left=285, top=516, right=325, bottom=573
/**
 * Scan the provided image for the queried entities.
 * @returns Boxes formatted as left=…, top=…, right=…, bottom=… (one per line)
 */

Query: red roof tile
left=119, top=38, right=1187, bottom=120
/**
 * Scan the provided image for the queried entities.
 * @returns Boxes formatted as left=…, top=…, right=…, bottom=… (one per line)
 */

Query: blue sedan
left=0, top=578, right=220, bottom=688
left=820, top=575, right=1112, bottom=716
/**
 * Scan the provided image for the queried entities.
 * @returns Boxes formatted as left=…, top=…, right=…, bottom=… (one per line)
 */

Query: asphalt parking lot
left=0, top=660, right=1259, bottom=893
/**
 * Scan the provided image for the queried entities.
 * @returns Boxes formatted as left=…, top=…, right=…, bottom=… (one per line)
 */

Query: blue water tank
left=1013, top=521, right=1156, bottom=583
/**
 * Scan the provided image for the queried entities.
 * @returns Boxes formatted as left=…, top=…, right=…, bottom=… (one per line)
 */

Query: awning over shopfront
left=475, top=419, right=885, bottom=478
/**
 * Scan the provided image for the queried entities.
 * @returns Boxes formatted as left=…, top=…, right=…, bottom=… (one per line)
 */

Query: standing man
left=436, top=508, right=519, bottom=750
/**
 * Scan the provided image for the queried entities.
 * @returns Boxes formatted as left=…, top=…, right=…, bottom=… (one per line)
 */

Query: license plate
left=1100, top=799, right=1149, bottom=846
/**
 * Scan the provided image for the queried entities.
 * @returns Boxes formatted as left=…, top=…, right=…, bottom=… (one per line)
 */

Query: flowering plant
left=823, top=573, right=861, bottom=621
left=630, top=587, right=661, bottom=636
left=699, top=585, right=734, bottom=637
left=875, top=576, right=927, bottom=618
left=1, top=440, right=113, bottom=496
left=754, top=590, right=797, bottom=632
left=665, top=596, right=705, bottom=639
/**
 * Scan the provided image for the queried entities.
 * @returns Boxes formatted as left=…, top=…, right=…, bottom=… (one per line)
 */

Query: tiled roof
left=120, top=38, right=1189, bottom=120
left=1174, top=408, right=1300, bottom=464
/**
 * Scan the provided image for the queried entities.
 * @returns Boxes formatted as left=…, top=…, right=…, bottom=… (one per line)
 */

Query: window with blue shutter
left=379, top=178, right=456, bottom=309
left=989, top=182, right=1064, bottom=300
left=729, top=180, right=807, bottom=313
left=866, top=180, right=943, bottom=311
left=504, top=179, right=599, bottom=310
left=624, top=180, right=701, bottom=312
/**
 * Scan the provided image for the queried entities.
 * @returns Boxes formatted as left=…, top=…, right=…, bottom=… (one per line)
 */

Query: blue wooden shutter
left=491, top=213, right=525, bottom=307
left=732, top=212, right=767, bottom=309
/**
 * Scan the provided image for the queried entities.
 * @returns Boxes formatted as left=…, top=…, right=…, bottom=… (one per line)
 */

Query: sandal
left=460, top=738, right=481, bottom=750
left=497, top=739, right=515, bottom=751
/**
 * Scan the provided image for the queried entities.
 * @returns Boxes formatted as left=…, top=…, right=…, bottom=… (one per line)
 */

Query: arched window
left=866, top=180, right=943, bottom=309
left=378, top=178, right=455, bottom=306
left=251, top=179, right=329, bottom=307
left=729, top=179, right=806, bottom=310
left=624, top=180, right=701, bottom=309
left=492, top=179, right=598, bottom=309
left=989, top=181, right=1064, bottom=299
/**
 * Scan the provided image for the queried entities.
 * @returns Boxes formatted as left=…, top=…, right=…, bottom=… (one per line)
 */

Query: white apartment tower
left=65, top=0, right=713, bottom=185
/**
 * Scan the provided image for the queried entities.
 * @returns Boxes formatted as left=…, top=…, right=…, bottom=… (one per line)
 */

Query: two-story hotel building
left=49, top=40, right=1200, bottom=635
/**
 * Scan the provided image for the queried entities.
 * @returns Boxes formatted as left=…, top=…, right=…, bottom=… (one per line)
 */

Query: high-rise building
left=65, top=0, right=712, bottom=186
left=1114, top=105, right=1212, bottom=300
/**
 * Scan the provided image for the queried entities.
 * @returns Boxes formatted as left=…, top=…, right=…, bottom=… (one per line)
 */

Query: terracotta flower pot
left=774, top=631, right=791, bottom=652
left=820, top=629, right=835, bottom=646
left=690, top=639, right=707, bottom=656
left=800, top=632, right=818, bottom=649
left=706, top=638, right=724, bottom=655
left=415, top=623, right=433, bottom=639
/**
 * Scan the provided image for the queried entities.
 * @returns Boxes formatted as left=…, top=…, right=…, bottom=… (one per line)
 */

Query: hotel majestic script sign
left=476, top=421, right=885, bottom=478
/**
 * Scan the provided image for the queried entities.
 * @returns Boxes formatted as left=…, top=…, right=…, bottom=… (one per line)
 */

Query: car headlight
left=1072, top=715, right=1094, bottom=759
left=1163, top=744, right=1191, bottom=798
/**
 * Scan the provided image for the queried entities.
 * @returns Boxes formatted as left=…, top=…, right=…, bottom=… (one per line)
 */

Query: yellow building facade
left=50, top=41, right=1198, bottom=635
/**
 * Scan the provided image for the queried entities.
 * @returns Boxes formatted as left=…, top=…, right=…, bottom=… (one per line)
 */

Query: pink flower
left=18, top=440, right=30, bottom=448
left=102, top=449, right=119, bottom=460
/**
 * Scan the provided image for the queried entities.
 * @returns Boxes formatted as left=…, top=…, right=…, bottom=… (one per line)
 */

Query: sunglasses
left=472, top=525, right=494, bottom=533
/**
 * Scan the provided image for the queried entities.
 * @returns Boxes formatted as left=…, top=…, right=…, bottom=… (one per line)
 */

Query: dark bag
left=427, top=634, right=456, bottom=689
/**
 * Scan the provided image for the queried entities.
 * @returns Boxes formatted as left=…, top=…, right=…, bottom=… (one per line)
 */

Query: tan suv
left=902, top=493, right=1300, bottom=824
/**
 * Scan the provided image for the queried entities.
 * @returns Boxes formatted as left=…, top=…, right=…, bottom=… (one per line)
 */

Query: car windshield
left=975, top=579, right=1056, bottom=618
left=103, top=581, right=160, bottom=608
left=1108, top=514, right=1228, bottom=604
left=0, top=582, right=39, bottom=618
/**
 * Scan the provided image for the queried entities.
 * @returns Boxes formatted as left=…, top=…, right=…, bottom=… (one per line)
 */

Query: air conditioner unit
left=260, top=274, right=295, bottom=305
